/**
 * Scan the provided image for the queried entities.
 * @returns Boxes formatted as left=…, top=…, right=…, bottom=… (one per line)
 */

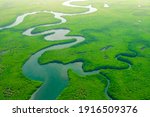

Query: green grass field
left=0, top=0, right=150, bottom=100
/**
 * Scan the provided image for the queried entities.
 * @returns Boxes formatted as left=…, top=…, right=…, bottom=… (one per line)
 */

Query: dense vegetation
left=39, top=0, right=150, bottom=99
left=0, top=0, right=150, bottom=99
left=57, top=70, right=108, bottom=100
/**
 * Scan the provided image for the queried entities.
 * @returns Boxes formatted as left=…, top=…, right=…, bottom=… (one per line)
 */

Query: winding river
left=0, top=0, right=136, bottom=100
left=22, top=0, right=99, bottom=100
left=0, top=0, right=99, bottom=100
